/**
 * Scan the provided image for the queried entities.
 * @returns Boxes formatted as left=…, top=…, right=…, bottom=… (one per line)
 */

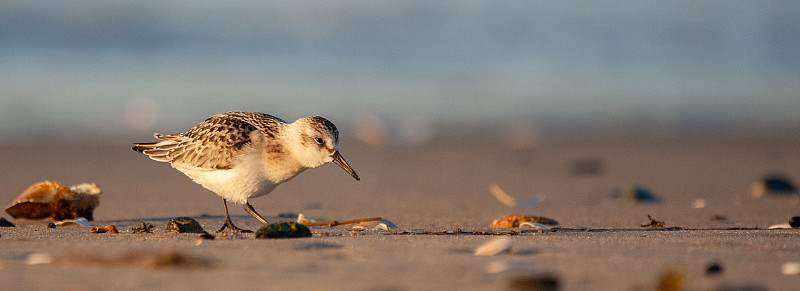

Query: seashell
left=490, top=183, right=542, bottom=207
left=782, top=262, right=800, bottom=275
left=351, top=219, right=397, bottom=231
left=751, top=175, right=798, bottom=198
left=55, top=218, right=90, bottom=227
left=166, top=217, right=207, bottom=234
left=490, top=215, right=558, bottom=228
left=25, top=253, right=53, bottom=265
left=297, top=213, right=316, bottom=224
left=5, top=181, right=101, bottom=221
left=474, top=237, right=512, bottom=256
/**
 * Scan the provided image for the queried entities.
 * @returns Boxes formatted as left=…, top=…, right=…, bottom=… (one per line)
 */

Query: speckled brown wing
left=133, top=111, right=284, bottom=170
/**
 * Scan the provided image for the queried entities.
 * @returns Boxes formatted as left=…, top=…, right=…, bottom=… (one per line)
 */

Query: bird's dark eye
left=314, top=137, right=324, bottom=145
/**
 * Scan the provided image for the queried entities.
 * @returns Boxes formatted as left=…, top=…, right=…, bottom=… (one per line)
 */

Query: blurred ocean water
left=1, top=1, right=798, bottom=141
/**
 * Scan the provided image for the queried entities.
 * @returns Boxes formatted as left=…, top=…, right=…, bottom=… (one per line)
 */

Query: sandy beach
left=1, top=130, right=799, bottom=290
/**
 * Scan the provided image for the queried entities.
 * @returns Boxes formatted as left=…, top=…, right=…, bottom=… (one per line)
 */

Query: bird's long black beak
left=332, top=151, right=360, bottom=181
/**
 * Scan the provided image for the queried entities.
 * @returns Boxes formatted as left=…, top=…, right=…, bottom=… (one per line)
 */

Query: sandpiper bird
left=133, top=111, right=360, bottom=232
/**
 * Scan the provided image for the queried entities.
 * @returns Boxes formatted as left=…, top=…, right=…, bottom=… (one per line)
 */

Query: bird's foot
left=217, top=221, right=252, bottom=233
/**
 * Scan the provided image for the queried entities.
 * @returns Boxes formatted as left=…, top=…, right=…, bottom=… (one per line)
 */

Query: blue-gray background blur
left=1, top=1, right=799, bottom=143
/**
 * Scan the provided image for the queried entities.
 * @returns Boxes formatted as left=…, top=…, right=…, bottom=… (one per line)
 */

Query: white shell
left=519, top=222, right=548, bottom=229
left=351, top=219, right=397, bottom=230
left=55, top=218, right=90, bottom=227
left=474, top=237, right=512, bottom=256
left=297, top=213, right=316, bottom=224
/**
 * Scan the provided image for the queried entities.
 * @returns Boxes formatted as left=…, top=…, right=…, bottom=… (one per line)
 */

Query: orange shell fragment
left=489, top=215, right=558, bottom=228
left=5, top=180, right=101, bottom=221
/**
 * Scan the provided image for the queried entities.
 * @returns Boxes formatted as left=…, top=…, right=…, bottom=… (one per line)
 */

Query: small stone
left=90, top=227, right=107, bottom=233
left=507, top=274, right=560, bottom=291
left=789, top=216, right=800, bottom=228
left=255, top=222, right=312, bottom=239
left=103, top=225, right=119, bottom=234
left=0, top=217, right=15, bottom=227
left=166, top=217, right=207, bottom=234
left=47, top=222, right=56, bottom=228
left=706, top=262, right=723, bottom=276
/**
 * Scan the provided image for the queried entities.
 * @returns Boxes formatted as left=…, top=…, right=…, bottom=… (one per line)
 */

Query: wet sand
left=1, top=131, right=799, bottom=290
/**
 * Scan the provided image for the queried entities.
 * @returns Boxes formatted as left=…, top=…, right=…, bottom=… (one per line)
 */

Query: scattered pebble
left=255, top=222, right=312, bottom=239
left=657, top=268, right=686, bottom=291
left=5, top=180, right=101, bottom=221
left=474, top=237, right=512, bottom=256
left=91, top=225, right=118, bottom=234
left=25, top=253, right=53, bottom=265
left=166, top=217, right=207, bottom=234
left=706, top=262, right=723, bottom=276
left=506, top=274, right=560, bottom=291
left=692, top=198, right=708, bottom=209
left=782, top=262, right=800, bottom=275
left=489, top=183, right=543, bottom=208
left=616, top=186, right=662, bottom=203
left=0, top=217, right=15, bottom=227
left=490, top=215, right=558, bottom=228
left=47, top=222, right=56, bottom=228
left=750, top=175, right=798, bottom=198
left=790, top=216, right=800, bottom=228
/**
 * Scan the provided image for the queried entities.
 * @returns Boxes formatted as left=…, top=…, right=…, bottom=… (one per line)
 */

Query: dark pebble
left=706, top=262, right=723, bottom=276
left=790, top=216, right=800, bottom=228
left=256, top=222, right=312, bottom=239
left=0, top=217, right=15, bottom=227
left=507, top=274, right=560, bottom=291
left=47, top=222, right=56, bottom=228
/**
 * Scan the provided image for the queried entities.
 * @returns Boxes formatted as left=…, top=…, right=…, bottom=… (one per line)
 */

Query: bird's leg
left=217, top=198, right=252, bottom=233
left=243, top=202, right=270, bottom=225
